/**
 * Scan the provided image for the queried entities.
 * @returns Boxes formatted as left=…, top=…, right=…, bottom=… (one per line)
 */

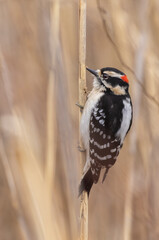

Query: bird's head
left=86, top=67, right=129, bottom=95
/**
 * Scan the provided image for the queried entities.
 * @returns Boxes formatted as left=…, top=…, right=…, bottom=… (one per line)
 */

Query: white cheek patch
left=103, top=71, right=122, bottom=78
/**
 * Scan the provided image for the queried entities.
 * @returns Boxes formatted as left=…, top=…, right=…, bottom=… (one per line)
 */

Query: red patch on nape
left=121, top=75, right=129, bottom=83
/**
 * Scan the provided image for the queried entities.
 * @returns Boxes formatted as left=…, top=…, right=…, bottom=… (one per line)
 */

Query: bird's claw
left=78, top=145, right=86, bottom=152
left=76, top=102, right=84, bottom=111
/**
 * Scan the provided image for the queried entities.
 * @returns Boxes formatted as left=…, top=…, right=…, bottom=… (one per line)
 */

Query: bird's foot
left=76, top=102, right=84, bottom=112
left=78, top=145, right=86, bottom=152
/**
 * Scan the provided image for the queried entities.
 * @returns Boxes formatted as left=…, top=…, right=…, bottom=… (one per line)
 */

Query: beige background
left=0, top=0, right=159, bottom=239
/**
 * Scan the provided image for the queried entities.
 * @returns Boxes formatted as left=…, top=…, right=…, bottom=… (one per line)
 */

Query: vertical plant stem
left=45, top=1, right=59, bottom=187
left=44, top=3, right=60, bottom=237
left=79, top=0, right=88, bottom=240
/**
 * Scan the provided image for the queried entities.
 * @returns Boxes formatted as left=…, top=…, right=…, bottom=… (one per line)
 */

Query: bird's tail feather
left=78, top=168, right=93, bottom=197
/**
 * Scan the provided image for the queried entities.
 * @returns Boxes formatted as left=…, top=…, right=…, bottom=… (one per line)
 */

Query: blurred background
left=0, top=0, right=159, bottom=239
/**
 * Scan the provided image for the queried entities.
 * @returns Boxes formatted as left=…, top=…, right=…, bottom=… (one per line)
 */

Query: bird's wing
left=89, top=105, right=121, bottom=183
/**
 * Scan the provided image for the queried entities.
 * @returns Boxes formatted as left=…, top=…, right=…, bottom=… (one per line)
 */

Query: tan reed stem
left=79, top=0, right=88, bottom=240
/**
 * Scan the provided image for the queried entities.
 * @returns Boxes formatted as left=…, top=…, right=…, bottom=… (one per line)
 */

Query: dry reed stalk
left=79, top=0, right=88, bottom=240
left=45, top=72, right=57, bottom=189
left=0, top=27, right=59, bottom=238
left=11, top=109, right=58, bottom=240
left=45, top=0, right=59, bottom=190
left=123, top=157, right=134, bottom=240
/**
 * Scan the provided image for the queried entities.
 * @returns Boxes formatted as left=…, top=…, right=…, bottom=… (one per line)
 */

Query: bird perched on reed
left=79, top=67, right=133, bottom=196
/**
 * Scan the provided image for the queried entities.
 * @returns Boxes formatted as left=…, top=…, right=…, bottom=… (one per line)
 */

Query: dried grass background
left=0, top=0, right=159, bottom=240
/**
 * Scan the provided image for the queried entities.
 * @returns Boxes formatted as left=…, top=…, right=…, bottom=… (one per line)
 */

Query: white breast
left=80, top=89, right=104, bottom=149
left=116, top=98, right=132, bottom=143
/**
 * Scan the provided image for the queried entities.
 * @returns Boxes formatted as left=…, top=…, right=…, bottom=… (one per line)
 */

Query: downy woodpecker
left=79, top=67, right=133, bottom=196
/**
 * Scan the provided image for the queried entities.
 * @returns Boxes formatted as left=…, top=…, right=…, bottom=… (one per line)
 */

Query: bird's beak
left=86, top=67, right=99, bottom=77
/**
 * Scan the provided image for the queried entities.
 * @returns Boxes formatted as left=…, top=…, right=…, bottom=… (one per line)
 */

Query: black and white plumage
left=79, top=67, right=133, bottom=196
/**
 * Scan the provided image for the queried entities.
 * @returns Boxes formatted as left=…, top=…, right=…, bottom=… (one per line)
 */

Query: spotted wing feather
left=89, top=106, right=122, bottom=183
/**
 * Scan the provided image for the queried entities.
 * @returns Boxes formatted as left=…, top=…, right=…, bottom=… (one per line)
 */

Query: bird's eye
left=103, top=73, right=109, bottom=79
